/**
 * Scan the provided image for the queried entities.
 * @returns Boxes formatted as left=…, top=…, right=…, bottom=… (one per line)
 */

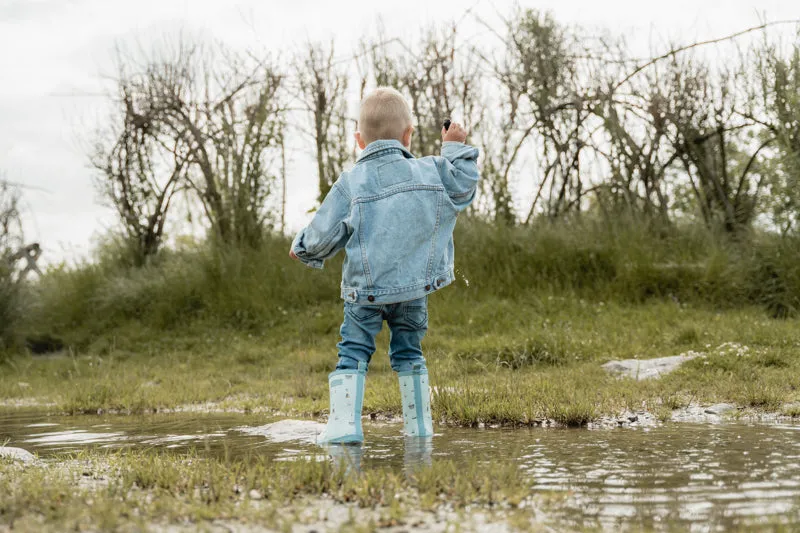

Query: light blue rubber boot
left=399, top=364, right=433, bottom=437
left=317, top=362, right=366, bottom=444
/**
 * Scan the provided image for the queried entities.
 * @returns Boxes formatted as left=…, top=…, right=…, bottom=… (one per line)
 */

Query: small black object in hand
left=443, top=119, right=452, bottom=131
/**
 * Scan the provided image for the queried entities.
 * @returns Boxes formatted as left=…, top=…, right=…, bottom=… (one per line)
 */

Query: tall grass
left=25, top=234, right=341, bottom=346
left=10, top=217, right=800, bottom=350
left=0, top=263, right=21, bottom=355
left=455, top=217, right=800, bottom=309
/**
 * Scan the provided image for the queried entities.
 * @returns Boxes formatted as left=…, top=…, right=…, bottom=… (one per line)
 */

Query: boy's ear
left=354, top=131, right=367, bottom=150
left=402, top=126, right=414, bottom=148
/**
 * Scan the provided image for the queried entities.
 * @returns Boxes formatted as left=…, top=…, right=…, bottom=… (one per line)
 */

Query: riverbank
left=3, top=221, right=800, bottom=530
left=2, top=297, right=800, bottom=425
left=3, top=296, right=800, bottom=531
left=3, top=413, right=800, bottom=532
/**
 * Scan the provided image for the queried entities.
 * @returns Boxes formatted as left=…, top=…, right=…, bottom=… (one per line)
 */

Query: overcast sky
left=1, top=0, right=797, bottom=264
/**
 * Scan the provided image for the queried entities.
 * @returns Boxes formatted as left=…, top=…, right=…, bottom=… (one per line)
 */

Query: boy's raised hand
left=442, top=121, right=467, bottom=143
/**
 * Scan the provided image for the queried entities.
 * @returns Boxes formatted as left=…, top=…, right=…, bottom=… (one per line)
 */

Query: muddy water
left=2, top=412, right=800, bottom=530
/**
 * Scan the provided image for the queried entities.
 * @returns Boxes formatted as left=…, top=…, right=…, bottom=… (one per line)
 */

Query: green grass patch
left=2, top=297, right=799, bottom=425
left=2, top=219, right=800, bottom=425
left=0, top=449, right=534, bottom=531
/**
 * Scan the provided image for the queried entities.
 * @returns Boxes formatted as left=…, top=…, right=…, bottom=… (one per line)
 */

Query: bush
left=12, top=217, right=800, bottom=353
left=455, top=216, right=722, bottom=302
left=741, top=234, right=800, bottom=318
left=456, top=217, right=800, bottom=311
left=25, top=233, right=342, bottom=346
left=0, top=265, right=17, bottom=352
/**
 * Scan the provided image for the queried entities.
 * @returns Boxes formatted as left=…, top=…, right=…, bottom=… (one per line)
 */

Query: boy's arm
left=290, top=183, right=352, bottom=269
left=437, top=122, right=480, bottom=211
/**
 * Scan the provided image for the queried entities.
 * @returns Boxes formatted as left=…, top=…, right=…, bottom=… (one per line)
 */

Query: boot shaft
left=399, top=364, right=433, bottom=437
left=318, top=362, right=367, bottom=444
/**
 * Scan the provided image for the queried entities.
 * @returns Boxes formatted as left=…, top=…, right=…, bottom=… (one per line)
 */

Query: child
left=290, top=87, right=480, bottom=443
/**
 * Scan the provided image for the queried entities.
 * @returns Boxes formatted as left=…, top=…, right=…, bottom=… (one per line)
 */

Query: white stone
left=602, top=353, right=700, bottom=380
left=704, top=403, right=736, bottom=416
left=0, top=446, right=36, bottom=463
left=237, top=419, right=326, bottom=443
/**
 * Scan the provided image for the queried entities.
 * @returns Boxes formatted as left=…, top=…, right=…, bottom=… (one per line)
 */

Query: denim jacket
left=291, top=139, right=480, bottom=305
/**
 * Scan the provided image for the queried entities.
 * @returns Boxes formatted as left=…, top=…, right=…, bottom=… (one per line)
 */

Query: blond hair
left=357, top=87, right=413, bottom=144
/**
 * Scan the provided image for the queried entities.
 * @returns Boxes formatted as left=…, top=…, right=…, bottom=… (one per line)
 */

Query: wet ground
left=2, top=411, right=800, bottom=531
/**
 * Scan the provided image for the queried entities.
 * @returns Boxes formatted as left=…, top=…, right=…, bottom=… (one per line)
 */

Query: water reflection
left=517, top=424, right=800, bottom=530
left=324, top=443, right=363, bottom=473
left=404, top=436, right=433, bottom=472
left=2, top=411, right=800, bottom=531
left=323, top=436, right=434, bottom=475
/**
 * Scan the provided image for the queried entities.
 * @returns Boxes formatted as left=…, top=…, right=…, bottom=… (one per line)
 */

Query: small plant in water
left=546, top=401, right=597, bottom=427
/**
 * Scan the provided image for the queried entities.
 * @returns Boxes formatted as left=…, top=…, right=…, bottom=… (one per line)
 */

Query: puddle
left=2, top=412, right=800, bottom=530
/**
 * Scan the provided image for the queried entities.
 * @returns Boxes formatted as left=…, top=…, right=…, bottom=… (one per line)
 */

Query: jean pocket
left=346, top=304, right=382, bottom=321
left=404, top=304, right=428, bottom=329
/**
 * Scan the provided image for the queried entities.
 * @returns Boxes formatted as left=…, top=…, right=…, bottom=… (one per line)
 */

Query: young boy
left=290, top=87, right=480, bottom=443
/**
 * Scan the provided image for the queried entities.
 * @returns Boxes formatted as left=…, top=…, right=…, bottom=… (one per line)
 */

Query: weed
left=738, top=380, right=785, bottom=411
left=672, top=327, right=700, bottom=346
left=0, top=449, right=536, bottom=531
left=8, top=219, right=800, bottom=353
left=782, top=404, right=800, bottom=418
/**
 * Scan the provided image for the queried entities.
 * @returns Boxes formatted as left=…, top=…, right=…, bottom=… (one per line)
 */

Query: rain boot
left=317, top=362, right=366, bottom=444
left=399, top=363, right=433, bottom=437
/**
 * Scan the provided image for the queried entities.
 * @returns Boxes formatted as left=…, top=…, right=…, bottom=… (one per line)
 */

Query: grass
left=1, top=294, right=799, bottom=425
left=3, top=220, right=800, bottom=531
left=0, top=449, right=535, bottom=532
left=4, top=437, right=800, bottom=531
left=0, top=263, right=24, bottom=353
left=7, top=218, right=800, bottom=355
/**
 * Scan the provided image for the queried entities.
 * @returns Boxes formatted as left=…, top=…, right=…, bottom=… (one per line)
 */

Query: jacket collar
left=356, top=139, right=414, bottom=163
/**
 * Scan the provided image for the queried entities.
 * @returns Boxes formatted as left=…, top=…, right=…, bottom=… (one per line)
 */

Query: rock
left=593, top=411, right=658, bottom=429
left=602, top=353, right=700, bottom=380
left=704, top=403, right=736, bottom=416
left=237, top=419, right=326, bottom=444
left=671, top=403, right=738, bottom=423
left=0, top=446, right=36, bottom=463
left=248, top=489, right=262, bottom=500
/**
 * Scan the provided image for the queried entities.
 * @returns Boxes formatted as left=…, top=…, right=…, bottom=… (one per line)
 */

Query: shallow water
left=2, top=411, right=800, bottom=530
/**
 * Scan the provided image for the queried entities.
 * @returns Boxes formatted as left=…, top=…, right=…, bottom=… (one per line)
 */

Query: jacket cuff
left=441, top=141, right=480, bottom=161
left=291, top=232, right=325, bottom=269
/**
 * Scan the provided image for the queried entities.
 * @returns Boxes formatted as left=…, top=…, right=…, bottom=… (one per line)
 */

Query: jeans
left=336, top=296, right=428, bottom=373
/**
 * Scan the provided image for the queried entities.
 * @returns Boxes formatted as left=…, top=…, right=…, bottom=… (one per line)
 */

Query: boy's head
left=355, top=87, right=414, bottom=149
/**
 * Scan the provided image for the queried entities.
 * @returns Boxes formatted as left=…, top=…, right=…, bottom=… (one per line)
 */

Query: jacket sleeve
left=437, top=142, right=481, bottom=211
left=291, top=183, right=352, bottom=269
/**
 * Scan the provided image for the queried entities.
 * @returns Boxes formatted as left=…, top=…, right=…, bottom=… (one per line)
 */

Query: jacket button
left=425, top=285, right=431, bottom=291
left=368, top=295, right=375, bottom=302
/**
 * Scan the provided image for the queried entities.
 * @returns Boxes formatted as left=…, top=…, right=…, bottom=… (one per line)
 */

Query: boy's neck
left=364, top=139, right=408, bottom=149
